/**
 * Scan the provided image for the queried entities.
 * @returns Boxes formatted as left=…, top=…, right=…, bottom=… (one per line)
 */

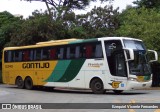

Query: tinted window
left=105, top=40, right=127, bottom=77
left=4, top=41, right=103, bottom=62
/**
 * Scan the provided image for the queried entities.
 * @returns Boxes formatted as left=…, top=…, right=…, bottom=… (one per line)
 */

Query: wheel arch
left=24, top=76, right=32, bottom=81
left=15, top=76, right=23, bottom=85
left=89, top=77, right=104, bottom=88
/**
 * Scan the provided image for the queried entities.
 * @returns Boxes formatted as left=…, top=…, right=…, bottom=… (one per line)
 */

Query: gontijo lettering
left=22, top=62, right=50, bottom=69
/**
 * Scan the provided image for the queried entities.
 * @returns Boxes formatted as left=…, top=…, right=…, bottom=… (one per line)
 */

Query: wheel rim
left=16, top=77, right=24, bottom=88
left=25, top=77, right=33, bottom=89
left=91, top=79, right=104, bottom=94
left=26, top=80, right=31, bottom=87
left=17, top=78, right=22, bottom=86
left=95, top=82, right=102, bottom=90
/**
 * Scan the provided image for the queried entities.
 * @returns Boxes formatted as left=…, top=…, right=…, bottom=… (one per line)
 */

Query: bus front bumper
left=126, top=80, right=152, bottom=90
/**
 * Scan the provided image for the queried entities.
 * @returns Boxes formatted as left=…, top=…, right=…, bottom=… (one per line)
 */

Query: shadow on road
left=3, top=84, right=149, bottom=95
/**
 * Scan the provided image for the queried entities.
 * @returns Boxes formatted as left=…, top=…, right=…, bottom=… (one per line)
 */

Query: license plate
left=142, top=84, right=146, bottom=87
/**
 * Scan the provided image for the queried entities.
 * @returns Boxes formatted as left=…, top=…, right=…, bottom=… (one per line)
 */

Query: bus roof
left=98, top=37, right=142, bottom=41
left=36, top=38, right=79, bottom=45
left=3, top=37, right=142, bottom=51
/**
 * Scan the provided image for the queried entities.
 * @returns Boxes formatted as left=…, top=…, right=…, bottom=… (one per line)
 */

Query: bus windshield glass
left=123, top=39, right=151, bottom=76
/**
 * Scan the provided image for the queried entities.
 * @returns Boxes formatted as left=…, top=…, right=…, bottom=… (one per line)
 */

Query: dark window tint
left=49, top=48, right=57, bottom=59
left=82, top=42, right=103, bottom=59
left=57, top=47, right=64, bottom=59
left=4, top=41, right=103, bottom=62
left=105, top=40, right=127, bottom=77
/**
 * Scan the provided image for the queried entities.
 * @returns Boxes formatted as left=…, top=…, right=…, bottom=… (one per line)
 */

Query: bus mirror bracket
left=148, top=50, right=158, bottom=62
left=124, top=48, right=134, bottom=61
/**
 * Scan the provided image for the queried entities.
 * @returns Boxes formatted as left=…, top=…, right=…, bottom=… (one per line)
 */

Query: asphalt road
left=0, top=84, right=160, bottom=112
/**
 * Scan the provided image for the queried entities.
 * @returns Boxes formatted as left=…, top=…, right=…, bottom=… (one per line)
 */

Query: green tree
left=5, top=1, right=119, bottom=46
left=75, top=5, right=119, bottom=38
left=116, top=7, right=160, bottom=51
left=7, top=10, right=56, bottom=46
left=23, top=0, right=114, bottom=19
left=0, top=11, right=22, bottom=55
left=133, top=0, right=160, bottom=9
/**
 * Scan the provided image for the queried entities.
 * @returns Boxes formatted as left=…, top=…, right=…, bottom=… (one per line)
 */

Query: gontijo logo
left=112, top=81, right=121, bottom=88
left=22, top=62, right=50, bottom=69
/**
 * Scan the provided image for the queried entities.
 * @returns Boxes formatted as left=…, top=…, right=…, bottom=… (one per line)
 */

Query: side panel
left=45, top=59, right=86, bottom=88
left=3, top=61, right=58, bottom=85
left=82, top=59, right=107, bottom=88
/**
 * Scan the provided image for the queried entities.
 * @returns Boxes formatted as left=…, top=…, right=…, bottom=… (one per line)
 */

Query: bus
left=2, top=37, right=158, bottom=94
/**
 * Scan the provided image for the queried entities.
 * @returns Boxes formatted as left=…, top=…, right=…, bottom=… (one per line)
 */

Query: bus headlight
left=128, top=77, right=137, bottom=81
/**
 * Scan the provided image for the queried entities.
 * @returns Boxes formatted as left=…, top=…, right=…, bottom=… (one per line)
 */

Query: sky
left=0, top=0, right=136, bottom=18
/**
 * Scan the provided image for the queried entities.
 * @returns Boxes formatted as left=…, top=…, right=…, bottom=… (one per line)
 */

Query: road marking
left=154, top=109, right=160, bottom=112
left=128, top=99, right=136, bottom=112
left=130, top=99, right=136, bottom=104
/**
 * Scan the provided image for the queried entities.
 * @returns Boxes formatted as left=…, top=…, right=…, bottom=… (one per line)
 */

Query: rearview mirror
left=148, top=50, right=158, bottom=62
left=124, top=48, right=134, bottom=61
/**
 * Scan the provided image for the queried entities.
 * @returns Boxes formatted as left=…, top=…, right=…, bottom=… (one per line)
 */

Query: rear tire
left=25, top=77, right=33, bottom=90
left=91, top=78, right=105, bottom=94
left=16, top=77, right=24, bottom=89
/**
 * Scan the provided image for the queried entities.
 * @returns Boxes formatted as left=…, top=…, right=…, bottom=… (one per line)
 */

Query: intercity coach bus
left=2, top=37, right=158, bottom=94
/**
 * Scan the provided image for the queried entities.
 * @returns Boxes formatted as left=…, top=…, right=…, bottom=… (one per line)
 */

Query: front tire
left=16, top=77, right=24, bottom=89
left=25, top=77, right=33, bottom=90
left=91, top=78, right=105, bottom=94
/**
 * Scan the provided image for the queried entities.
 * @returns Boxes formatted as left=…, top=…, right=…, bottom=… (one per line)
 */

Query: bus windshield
left=123, top=39, right=151, bottom=76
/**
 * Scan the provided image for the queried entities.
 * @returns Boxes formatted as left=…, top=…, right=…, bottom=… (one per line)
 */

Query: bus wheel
left=16, top=77, right=24, bottom=89
left=25, top=77, right=33, bottom=90
left=113, top=90, right=123, bottom=94
left=91, top=78, right=105, bottom=94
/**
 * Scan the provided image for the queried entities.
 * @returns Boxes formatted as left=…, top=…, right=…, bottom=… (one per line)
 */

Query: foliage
left=133, top=0, right=160, bottom=9
left=0, top=11, right=22, bottom=58
left=85, top=5, right=119, bottom=37
left=116, top=7, right=160, bottom=51
left=23, top=0, right=114, bottom=20
left=8, top=10, right=60, bottom=46
left=4, top=3, right=119, bottom=46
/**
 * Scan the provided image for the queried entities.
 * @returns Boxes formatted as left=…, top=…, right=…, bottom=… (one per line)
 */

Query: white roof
left=98, top=37, right=142, bottom=41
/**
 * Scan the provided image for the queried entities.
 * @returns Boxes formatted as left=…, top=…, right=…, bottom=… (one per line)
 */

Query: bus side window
left=4, top=51, right=8, bottom=62
left=85, top=45, right=93, bottom=58
left=15, top=51, right=22, bottom=62
left=79, top=45, right=86, bottom=58
left=34, top=49, right=42, bottom=60
left=42, top=48, right=49, bottom=60
left=50, top=48, right=56, bottom=60
left=75, top=46, right=80, bottom=59
left=57, top=48, right=64, bottom=59
left=11, top=51, right=14, bottom=62
left=23, top=51, right=30, bottom=61
left=56, top=48, right=64, bottom=59
left=13, top=51, right=21, bottom=62
left=95, top=44, right=103, bottom=58
left=30, top=50, right=34, bottom=61
left=67, top=46, right=77, bottom=59
left=4, top=51, right=12, bottom=62
left=66, top=47, right=70, bottom=59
